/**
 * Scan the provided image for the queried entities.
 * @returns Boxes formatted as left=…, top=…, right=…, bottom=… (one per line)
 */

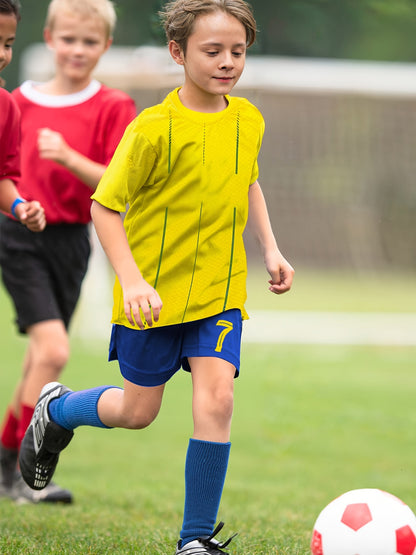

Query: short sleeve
left=0, top=90, right=20, bottom=183
left=92, top=119, right=157, bottom=212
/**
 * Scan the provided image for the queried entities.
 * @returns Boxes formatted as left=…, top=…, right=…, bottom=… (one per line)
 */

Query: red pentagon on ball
left=396, top=525, right=416, bottom=555
left=341, top=503, right=373, bottom=531
left=310, top=529, right=323, bottom=555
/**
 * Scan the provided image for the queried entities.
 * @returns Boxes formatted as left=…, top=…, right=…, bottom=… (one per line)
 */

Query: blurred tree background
left=3, top=0, right=416, bottom=91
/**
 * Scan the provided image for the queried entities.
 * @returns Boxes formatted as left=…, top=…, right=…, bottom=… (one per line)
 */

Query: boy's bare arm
left=37, top=128, right=106, bottom=190
left=247, top=180, right=294, bottom=294
left=91, top=200, right=163, bottom=328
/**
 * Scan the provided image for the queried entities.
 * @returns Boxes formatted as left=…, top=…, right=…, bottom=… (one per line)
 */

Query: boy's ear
left=44, top=27, right=53, bottom=50
left=104, top=37, right=113, bottom=53
left=169, top=40, right=185, bottom=66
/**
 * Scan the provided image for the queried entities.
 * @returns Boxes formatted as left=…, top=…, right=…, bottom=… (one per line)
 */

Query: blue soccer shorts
left=108, top=309, right=243, bottom=387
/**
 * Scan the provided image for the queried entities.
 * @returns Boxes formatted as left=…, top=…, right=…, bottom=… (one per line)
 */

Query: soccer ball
left=311, top=488, right=416, bottom=555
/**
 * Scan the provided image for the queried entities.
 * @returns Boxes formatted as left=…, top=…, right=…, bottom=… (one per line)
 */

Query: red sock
left=16, top=404, right=34, bottom=450
left=0, top=407, right=19, bottom=450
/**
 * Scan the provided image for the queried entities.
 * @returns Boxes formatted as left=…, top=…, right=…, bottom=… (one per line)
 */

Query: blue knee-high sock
left=180, top=438, right=231, bottom=547
left=48, top=386, right=119, bottom=430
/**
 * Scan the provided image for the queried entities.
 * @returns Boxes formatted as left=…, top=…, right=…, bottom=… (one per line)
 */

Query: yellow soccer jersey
left=92, top=88, right=265, bottom=329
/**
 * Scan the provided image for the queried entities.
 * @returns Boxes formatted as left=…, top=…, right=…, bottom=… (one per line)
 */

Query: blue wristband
left=11, top=198, right=26, bottom=219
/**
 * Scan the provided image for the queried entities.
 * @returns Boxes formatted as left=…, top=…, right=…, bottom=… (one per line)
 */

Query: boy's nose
left=219, top=53, right=234, bottom=69
left=72, top=42, right=85, bottom=54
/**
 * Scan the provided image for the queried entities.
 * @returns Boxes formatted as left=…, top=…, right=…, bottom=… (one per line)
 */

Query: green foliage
left=253, top=0, right=364, bottom=58
left=2, top=0, right=416, bottom=90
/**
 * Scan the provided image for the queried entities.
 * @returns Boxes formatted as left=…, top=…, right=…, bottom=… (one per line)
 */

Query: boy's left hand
left=265, top=251, right=295, bottom=294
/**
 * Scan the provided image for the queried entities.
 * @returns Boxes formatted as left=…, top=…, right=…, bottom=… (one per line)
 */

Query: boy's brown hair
left=0, top=0, right=21, bottom=86
left=45, top=0, right=116, bottom=40
left=160, top=0, right=257, bottom=54
left=0, top=0, right=21, bottom=20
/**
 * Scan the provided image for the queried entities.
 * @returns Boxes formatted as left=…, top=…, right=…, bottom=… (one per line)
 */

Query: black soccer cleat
left=12, top=472, right=73, bottom=504
left=175, top=522, right=237, bottom=554
left=19, top=382, right=74, bottom=490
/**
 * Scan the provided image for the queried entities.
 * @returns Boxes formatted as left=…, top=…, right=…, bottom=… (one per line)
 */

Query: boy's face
left=0, top=13, right=17, bottom=74
left=44, top=12, right=111, bottom=87
left=170, top=11, right=247, bottom=107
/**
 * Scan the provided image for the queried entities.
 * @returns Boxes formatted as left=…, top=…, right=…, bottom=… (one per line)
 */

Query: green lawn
left=1, top=272, right=416, bottom=554
left=246, top=266, right=416, bottom=313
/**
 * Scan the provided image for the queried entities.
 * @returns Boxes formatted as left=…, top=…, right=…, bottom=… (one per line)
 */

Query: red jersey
left=0, top=87, right=20, bottom=184
left=12, top=80, right=136, bottom=224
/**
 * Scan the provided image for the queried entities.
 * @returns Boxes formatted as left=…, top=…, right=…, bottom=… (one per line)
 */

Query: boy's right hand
left=123, top=277, right=163, bottom=329
left=15, top=201, right=46, bottom=232
left=37, top=127, right=70, bottom=166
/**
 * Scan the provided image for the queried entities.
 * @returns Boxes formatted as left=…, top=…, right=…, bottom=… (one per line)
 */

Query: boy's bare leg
left=190, top=357, right=235, bottom=442
left=21, top=320, right=69, bottom=407
left=97, top=381, right=165, bottom=429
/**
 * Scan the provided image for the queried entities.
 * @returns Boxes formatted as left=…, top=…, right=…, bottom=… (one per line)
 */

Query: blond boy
left=0, top=0, right=136, bottom=504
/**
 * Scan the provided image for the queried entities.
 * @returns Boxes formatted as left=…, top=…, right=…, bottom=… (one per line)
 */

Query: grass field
left=245, top=266, right=416, bottom=313
left=1, top=271, right=416, bottom=554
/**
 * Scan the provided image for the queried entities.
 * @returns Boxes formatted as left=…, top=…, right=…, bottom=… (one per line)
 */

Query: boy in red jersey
left=0, top=0, right=136, bottom=504
left=0, top=0, right=45, bottom=231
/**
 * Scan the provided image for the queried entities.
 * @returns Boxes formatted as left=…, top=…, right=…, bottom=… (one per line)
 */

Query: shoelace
left=200, top=522, right=238, bottom=552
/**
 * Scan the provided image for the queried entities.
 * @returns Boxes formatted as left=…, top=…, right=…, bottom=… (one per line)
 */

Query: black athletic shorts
left=0, top=218, right=90, bottom=333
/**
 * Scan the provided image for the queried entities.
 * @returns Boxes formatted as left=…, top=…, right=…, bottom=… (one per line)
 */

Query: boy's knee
left=216, top=389, right=234, bottom=419
left=29, top=321, right=70, bottom=371
left=34, top=341, right=69, bottom=372
left=51, top=343, right=70, bottom=369
left=204, top=387, right=234, bottom=423
left=123, top=405, right=160, bottom=430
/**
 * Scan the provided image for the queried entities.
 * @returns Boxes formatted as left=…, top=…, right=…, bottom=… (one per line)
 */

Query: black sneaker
left=175, top=522, right=237, bottom=554
left=1, top=449, right=72, bottom=504
left=0, top=442, right=18, bottom=495
left=19, top=382, right=74, bottom=490
left=12, top=472, right=73, bottom=504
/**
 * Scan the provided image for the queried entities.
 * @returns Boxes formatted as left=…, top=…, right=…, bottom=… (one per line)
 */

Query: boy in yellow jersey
left=19, top=0, right=294, bottom=552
